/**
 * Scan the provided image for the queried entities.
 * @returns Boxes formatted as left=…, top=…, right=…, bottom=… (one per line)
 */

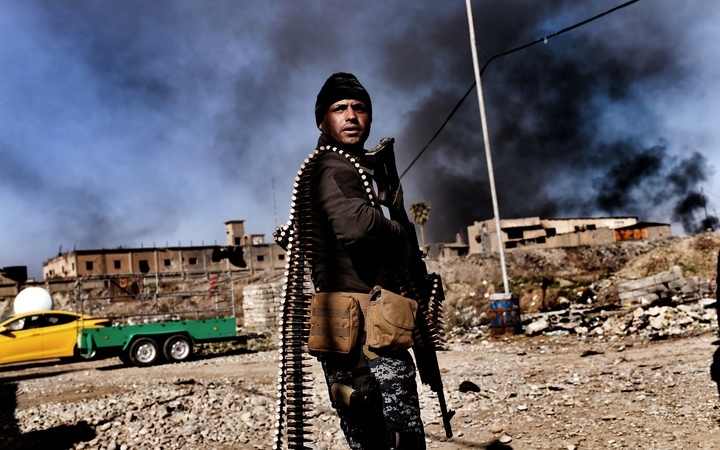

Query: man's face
left=319, top=99, right=371, bottom=147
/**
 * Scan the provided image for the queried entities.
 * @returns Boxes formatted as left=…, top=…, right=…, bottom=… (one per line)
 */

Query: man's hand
left=379, top=183, right=404, bottom=211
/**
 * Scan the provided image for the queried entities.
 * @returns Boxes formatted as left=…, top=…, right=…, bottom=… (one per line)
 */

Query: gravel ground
left=2, top=331, right=720, bottom=450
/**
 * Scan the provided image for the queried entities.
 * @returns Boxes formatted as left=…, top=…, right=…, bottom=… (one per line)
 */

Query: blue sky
left=2, top=1, right=719, bottom=279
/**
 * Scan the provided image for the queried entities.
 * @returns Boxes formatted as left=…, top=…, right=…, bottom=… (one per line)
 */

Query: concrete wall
left=242, top=282, right=282, bottom=333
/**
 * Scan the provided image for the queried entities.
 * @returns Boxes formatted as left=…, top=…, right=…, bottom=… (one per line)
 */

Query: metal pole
left=465, top=0, right=509, bottom=294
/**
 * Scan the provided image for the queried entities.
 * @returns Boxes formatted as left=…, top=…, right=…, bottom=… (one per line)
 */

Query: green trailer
left=78, top=317, right=238, bottom=367
left=74, top=271, right=245, bottom=367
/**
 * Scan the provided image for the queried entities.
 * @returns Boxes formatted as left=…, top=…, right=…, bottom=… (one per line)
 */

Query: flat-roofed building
left=468, top=216, right=671, bottom=255
left=42, top=220, right=286, bottom=280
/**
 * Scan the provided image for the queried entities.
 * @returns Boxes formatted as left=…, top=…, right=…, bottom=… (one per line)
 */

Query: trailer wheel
left=128, top=337, right=160, bottom=367
left=163, top=334, right=193, bottom=363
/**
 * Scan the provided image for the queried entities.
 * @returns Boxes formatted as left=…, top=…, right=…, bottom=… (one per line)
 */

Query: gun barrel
left=437, top=388, right=455, bottom=438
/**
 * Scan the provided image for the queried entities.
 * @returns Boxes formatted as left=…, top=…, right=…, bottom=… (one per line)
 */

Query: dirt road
left=2, top=332, right=719, bottom=449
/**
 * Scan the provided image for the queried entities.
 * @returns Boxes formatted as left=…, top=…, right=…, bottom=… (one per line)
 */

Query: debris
left=459, top=381, right=481, bottom=393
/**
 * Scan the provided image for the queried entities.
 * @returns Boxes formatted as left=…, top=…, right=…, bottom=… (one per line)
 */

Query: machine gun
left=366, top=137, right=455, bottom=438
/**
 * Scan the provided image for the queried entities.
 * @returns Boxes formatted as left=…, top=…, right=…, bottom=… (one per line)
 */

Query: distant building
left=614, top=222, right=673, bottom=242
left=468, top=216, right=671, bottom=255
left=42, top=220, right=286, bottom=280
left=0, top=266, right=29, bottom=300
left=427, top=233, right=469, bottom=259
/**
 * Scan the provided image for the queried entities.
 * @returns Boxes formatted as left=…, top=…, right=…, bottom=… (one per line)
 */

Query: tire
left=128, top=337, right=160, bottom=367
left=163, top=334, right=193, bottom=363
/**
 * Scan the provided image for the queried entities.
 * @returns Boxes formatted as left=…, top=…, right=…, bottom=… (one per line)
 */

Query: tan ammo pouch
left=365, top=287, right=418, bottom=351
left=308, top=292, right=370, bottom=355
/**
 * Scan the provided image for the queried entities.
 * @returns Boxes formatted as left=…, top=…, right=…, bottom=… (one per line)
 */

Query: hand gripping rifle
left=366, top=137, right=456, bottom=438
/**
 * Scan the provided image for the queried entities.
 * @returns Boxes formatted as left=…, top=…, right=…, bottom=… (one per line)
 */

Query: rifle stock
left=366, top=137, right=456, bottom=438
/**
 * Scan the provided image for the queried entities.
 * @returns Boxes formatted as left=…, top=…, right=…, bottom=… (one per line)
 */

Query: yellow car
left=0, top=310, right=111, bottom=365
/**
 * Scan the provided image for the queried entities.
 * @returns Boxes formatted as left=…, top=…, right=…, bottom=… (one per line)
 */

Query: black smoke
left=388, top=1, right=715, bottom=241
left=2, top=1, right=716, bottom=279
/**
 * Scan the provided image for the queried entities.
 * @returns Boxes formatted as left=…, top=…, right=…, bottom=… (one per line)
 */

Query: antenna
left=272, top=178, right=278, bottom=227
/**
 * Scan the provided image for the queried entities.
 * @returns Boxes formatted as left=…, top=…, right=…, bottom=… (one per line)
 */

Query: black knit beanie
left=314, top=72, right=372, bottom=126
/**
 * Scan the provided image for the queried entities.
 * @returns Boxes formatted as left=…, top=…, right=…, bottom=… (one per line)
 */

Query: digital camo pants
left=321, top=349, right=426, bottom=449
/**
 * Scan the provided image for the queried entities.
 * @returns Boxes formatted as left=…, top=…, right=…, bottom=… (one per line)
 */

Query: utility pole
left=465, top=0, right=509, bottom=294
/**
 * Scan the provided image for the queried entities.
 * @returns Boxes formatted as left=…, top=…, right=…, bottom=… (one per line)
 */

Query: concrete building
left=427, top=233, right=469, bottom=259
left=467, top=216, right=671, bottom=255
left=0, top=266, right=29, bottom=301
left=42, top=220, right=286, bottom=280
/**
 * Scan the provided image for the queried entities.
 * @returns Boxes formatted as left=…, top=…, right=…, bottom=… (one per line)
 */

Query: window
left=7, top=317, right=28, bottom=331
left=506, top=229, right=524, bottom=240
left=45, top=313, right=77, bottom=326
left=164, top=259, right=171, bottom=267
left=278, top=254, right=285, bottom=261
left=189, top=257, right=198, bottom=265
left=114, top=260, right=121, bottom=269
left=234, top=237, right=241, bottom=245
left=23, top=315, right=44, bottom=329
left=256, top=255, right=265, bottom=262
left=139, top=260, right=150, bottom=273
left=85, top=261, right=94, bottom=270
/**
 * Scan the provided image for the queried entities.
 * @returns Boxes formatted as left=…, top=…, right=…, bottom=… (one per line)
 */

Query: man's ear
left=318, top=122, right=324, bottom=133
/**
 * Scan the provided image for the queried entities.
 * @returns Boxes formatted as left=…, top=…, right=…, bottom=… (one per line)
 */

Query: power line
left=399, top=0, right=641, bottom=180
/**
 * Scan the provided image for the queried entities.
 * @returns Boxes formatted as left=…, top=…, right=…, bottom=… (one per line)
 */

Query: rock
left=526, top=318, right=549, bottom=335
left=458, top=381, right=481, bottom=393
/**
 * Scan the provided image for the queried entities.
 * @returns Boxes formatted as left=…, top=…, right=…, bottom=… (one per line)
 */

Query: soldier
left=304, top=72, right=425, bottom=449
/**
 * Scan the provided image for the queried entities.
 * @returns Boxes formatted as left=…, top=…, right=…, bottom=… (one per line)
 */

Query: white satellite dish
left=14, top=287, right=53, bottom=315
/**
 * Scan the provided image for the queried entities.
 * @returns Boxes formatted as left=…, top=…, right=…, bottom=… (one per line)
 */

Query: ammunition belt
left=273, top=144, right=375, bottom=449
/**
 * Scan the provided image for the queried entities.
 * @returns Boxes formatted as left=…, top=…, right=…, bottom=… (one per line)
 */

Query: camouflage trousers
left=321, top=349, right=425, bottom=449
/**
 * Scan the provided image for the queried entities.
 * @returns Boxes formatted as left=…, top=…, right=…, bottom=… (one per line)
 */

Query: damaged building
left=0, top=266, right=30, bottom=300
left=467, top=216, right=672, bottom=255
left=42, top=220, right=286, bottom=280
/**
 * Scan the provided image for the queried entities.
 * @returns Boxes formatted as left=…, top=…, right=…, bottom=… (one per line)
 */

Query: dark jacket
left=310, top=134, right=407, bottom=293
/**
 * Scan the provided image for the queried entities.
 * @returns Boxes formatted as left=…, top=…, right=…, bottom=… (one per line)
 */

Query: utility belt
left=308, top=287, right=418, bottom=356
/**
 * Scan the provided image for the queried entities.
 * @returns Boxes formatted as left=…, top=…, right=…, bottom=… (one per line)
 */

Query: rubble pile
left=522, top=265, right=717, bottom=339
left=446, top=262, right=719, bottom=340
left=522, top=298, right=718, bottom=339
left=615, top=265, right=713, bottom=307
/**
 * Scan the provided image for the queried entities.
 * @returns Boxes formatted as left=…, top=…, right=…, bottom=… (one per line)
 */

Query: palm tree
left=409, top=201, right=431, bottom=250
